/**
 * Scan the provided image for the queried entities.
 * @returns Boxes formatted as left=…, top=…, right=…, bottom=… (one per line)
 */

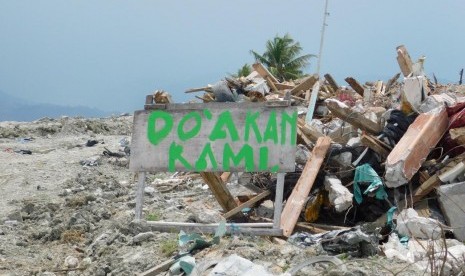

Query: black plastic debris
left=288, top=226, right=379, bottom=257
left=86, top=140, right=99, bottom=147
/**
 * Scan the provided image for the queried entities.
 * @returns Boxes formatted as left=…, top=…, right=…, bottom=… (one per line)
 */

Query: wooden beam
left=280, top=136, right=332, bottom=237
left=297, top=128, right=312, bottom=145
left=385, top=107, right=449, bottom=188
left=252, top=63, right=279, bottom=92
left=396, top=45, right=413, bottom=77
left=360, top=133, right=391, bottom=159
left=290, top=74, right=319, bottom=96
left=274, top=83, right=295, bottom=90
left=145, top=221, right=281, bottom=236
left=298, top=118, right=324, bottom=143
left=344, top=77, right=364, bottom=96
left=185, top=86, right=212, bottom=93
left=385, top=72, right=401, bottom=94
left=324, top=73, right=339, bottom=92
left=200, top=172, right=240, bottom=213
left=223, top=190, right=271, bottom=219
left=138, top=258, right=177, bottom=276
left=374, top=81, right=384, bottom=95
left=325, top=99, right=383, bottom=135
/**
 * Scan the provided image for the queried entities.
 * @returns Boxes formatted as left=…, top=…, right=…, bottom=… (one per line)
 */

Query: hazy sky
left=1, top=1, right=464, bottom=112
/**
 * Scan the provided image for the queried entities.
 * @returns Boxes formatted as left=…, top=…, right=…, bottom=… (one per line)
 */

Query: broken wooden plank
left=325, top=99, right=383, bottom=135
left=200, top=172, right=240, bottom=213
left=298, top=118, right=324, bottom=143
left=385, top=107, right=449, bottom=188
left=223, top=190, right=271, bottom=219
left=360, top=133, right=391, bottom=159
left=252, top=63, right=279, bottom=83
left=252, top=63, right=279, bottom=91
left=408, top=174, right=442, bottom=205
left=297, top=128, right=312, bottom=145
left=385, top=72, right=401, bottom=94
left=374, top=81, right=384, bottom=95
left=295, top=222, right=350, bottom=234
left=220, top=172, right=231, bottom=183
left=280, top=136, right=332, bottom=237
left=324, top=73, right=339, bottom=92
left=274, top=83, right=295, bottom=90
left=344, top=77, right=364, bottom=96
left=145, top=221, right=281, bottom=236
left=138, top=258, right=178, bottom=276
left=396, top=45, right=413, bottom=77
left=186, top=86, right=212, bottom=93
left=290, top=74, right=319, bottom=96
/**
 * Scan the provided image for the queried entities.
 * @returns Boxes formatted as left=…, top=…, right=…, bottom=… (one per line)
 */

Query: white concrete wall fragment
left=437, top=181, right=465, bottom=241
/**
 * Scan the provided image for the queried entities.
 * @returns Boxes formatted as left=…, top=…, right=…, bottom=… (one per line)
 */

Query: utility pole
left=316, top=0, right=330, bottom=76
left=306, top=0, right=330, bottom=123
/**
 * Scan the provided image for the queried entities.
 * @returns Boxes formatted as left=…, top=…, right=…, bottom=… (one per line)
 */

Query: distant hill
left=0, top=90, right=112, bottom=121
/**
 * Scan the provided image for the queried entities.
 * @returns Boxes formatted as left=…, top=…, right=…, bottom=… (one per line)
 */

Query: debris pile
left=2, top=45, right=465, bottom=275
left=136, top=44, right=465, bottom=275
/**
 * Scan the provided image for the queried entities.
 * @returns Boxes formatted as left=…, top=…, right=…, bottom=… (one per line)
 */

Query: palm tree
left=233, top=63, right=252, bottom=78
left=251, top=33, right=314, bottom=81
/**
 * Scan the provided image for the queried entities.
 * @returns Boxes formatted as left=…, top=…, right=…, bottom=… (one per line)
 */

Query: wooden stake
left=223, top=190, right=271, bottom=219
left=324, top=73, right=339, bottom=92
left=280, top=136, right=331, bottom=237
left=396, top=45, right=413, bottom=77
left=344, top=77, right=364, bottom=96
left=200, top=172, right=240, bottom=213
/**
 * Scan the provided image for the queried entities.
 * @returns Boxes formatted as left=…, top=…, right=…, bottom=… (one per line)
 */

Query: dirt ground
left=0, top=116, right=424, bottom=276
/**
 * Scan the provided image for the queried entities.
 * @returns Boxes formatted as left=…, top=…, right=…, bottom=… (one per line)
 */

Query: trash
left=353, top=164, right=387, bottom=204
left=395, top=208, right=444, bottom=240
left=289, top=225, right=378, bottom=257
left=207, top=254, right=273, bottom=276
left=169, top=255, right=196, bottom=275
left=86, top=140, right=99, bottom=147
left=15, top=149, right=32, bottom=155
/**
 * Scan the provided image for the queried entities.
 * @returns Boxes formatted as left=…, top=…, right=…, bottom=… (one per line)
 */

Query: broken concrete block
left=324, top=176, right=353, bottom=212
left=132, top=231, right=155, bottom=244
left=144, top=186, right=156, bottom=196
left=401, top=76, right=429, bottom=113
left=419, top=93, right=457, bottom=113
left=396, top=208, right=442, bottom=240
left=385, top=107, right=449, bottom=188
left=295, top=144, right=311, bottom=166
left=437, top=182, right=465, bottom=242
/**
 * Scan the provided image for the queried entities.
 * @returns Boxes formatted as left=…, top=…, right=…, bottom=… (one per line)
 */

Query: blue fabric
left=353, top=164, right=388, bottom=204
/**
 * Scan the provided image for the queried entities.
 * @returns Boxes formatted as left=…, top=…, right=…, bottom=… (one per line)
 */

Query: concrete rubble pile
left=136, top=44, right=465, bottom=275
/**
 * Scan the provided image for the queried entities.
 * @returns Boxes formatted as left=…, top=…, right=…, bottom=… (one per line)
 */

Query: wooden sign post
left=130, top=100, right=297, bottom=236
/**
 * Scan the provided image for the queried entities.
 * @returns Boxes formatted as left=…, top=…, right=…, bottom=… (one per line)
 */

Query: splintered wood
left=280, top=136, right=331, bottom=237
